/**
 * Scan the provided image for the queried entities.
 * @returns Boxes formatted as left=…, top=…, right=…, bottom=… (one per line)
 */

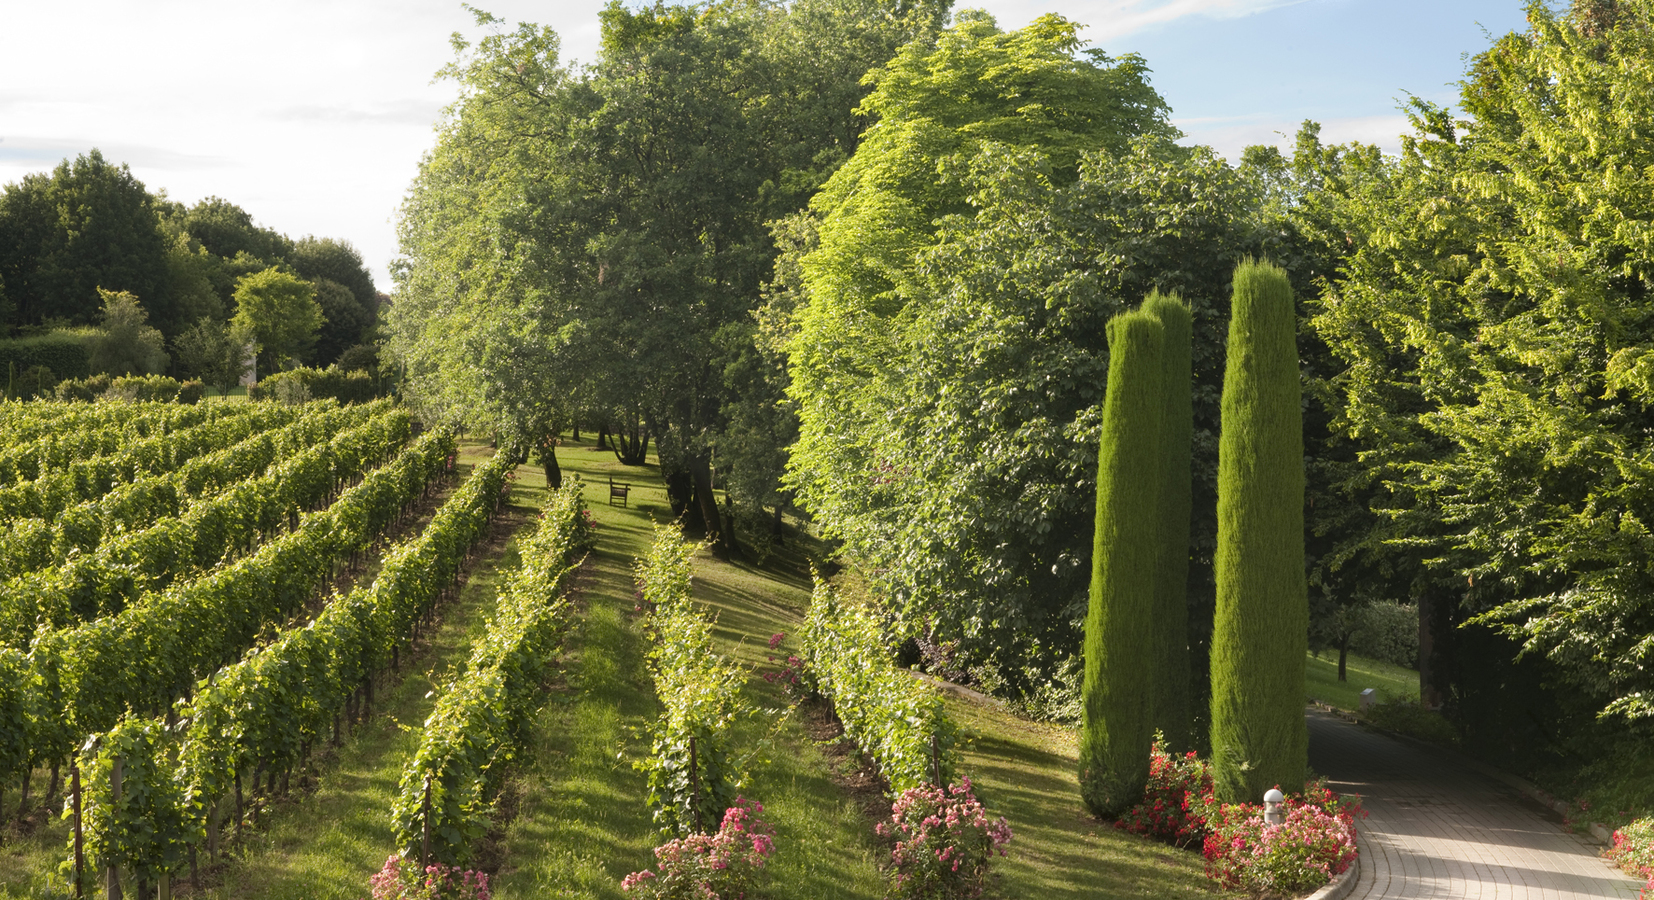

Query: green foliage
left=0, top=404, right=394, bottom=645
left=1210, top=260, right=1306, bottom=803
left=636, top=524, right=749, bottom=835
left=250, top=365, right=381, bottom=404
left=392, top=480, right=589, bottom=865
left=1080, top=308, right=1164, bottom=817
left=789, top=131, right=1256, bottom=687
left=28, top=418, right=438, bottom=763
left=1145, top=292, right=1195, bottom=751
left=1297, top=0, right=1654, bottom=726
left=0, top=150, right=168, bottom=330
left=75, top=716, right=193, bottom=887
left=88, top=289, right=169, bottom=376
left=391, top=0, right=941, bottom=550
left=799, top=575, right=959, bottom=795
left=233, top=267, right=322, bottom=374
left=172, top=316, right=252, bottom=396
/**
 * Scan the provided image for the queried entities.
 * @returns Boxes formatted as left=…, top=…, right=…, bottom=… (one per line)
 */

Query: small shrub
left=368, top=855, right=492, bottom=900
left=621, top=798, right=775, bottom=900
left=1364, top=697, right=1459, bottom=746
left=878, top=778, right=1012, bottom=900
left=1608, top=817, right=1654, bottom=899
left=1200, top=781, right=1363, bottom=895
left=177, top=379, right=206, bottom=404
left=1115, top=733, right=1213, bottom=848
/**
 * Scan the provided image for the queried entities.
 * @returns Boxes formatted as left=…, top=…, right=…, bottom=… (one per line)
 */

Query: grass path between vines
left=488, top=436, right=1216, bottom=900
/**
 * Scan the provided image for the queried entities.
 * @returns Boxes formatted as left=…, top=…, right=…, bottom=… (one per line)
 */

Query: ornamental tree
left=1209, top=259, right=1307, bottom=803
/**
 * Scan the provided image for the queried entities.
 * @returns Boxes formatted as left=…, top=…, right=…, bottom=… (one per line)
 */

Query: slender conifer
left=1080, top=308, right=1164, bottom=817
left=1143, top=291, right=1193, bottom=751
left=1209, top=259, right=1308, bottom=803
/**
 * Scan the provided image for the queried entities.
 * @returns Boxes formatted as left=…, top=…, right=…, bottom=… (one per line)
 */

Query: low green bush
left=1364, top=697, right=1460, bottom=746
left=1347, top=600, right=1419, bottom=668
left=1607, top=817, right=1654, bottom=897
left=799, top=575, right=958, bottom=794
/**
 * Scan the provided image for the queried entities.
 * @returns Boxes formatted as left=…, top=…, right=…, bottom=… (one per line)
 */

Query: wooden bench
left=609, top=475, right=630, bottom=507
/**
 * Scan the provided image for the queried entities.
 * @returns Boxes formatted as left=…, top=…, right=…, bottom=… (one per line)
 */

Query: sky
left=0, top=0, right=1535, bottom=290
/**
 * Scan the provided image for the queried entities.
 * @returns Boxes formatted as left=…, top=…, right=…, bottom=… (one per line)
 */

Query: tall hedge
left=1143, top=291, right=1194, bottom=751
left=1080, top=308, right=1164, bottom=817
left=1209, top=260, right=1307, bottom=803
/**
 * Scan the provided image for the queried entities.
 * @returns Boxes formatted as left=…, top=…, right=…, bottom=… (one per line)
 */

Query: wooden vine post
left=421, top=775, right=432, bottom=868
left=106, top=755, right=122, bottom=900
left=72, top=762, right=83, bottom=899
left=687, top=735, right=703, bottom=833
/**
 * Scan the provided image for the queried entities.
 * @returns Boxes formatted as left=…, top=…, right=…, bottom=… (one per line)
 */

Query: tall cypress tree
left=1143, top=291, right=1193, bottom=751
left=1209, top=259, right=1308, bottom=803
left=1080, top=308, right=1164, bottom=817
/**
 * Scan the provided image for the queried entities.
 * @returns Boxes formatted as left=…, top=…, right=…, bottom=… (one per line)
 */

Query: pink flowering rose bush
left=878, top=778, right=1013, bottom=899
left=621, top=798, right=776, bottom=900
left=368, top=855, right=492, bottom=900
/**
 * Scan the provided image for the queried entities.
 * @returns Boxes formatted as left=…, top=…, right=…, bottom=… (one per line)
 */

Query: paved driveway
left=1306, top=709, right=1643, bottom=899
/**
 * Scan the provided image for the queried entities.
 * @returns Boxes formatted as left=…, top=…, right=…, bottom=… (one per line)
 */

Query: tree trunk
left=693, top=452, right=730, bottom=557
left=1337, top=635, right=1349, bottom=683
left=1419, top=592, right=1446, bottom=710
left=597, top=423, right=609, bottom=450
left=542, top=441, right=562, bottom=490
left=665, top=469, right=695, bottom=523
left=771, top=502, right=786, bottom=545
left=571, top=422, right=580, bottom=442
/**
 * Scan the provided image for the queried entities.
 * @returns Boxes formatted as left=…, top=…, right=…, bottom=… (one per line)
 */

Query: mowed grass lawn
left=1305, top=650, right=1419, bottom=712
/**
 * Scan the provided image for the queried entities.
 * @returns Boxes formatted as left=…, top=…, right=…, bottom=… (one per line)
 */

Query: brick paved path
left=1307, top=709, right=1643, bottom=899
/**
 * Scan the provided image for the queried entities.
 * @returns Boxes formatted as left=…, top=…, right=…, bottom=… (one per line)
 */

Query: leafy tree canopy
left=232, top=267, right=321, bottom=374
left=1306, top=0, right=1654, bottom=723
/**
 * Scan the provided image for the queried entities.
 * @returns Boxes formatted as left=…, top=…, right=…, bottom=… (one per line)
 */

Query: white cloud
left=973, top=0, right=1313, bottom=41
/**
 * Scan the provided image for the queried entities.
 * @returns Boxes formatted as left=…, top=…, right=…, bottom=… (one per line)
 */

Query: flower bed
left=1608, top=817, right=1654, bottom=899
left=1116, top=738, right=1364, bottom=895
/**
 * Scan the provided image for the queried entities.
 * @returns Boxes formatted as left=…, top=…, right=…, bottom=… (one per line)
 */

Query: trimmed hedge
left=800, top=575, right=958, bottom=795
left=0, top=331, right=93, bottom=385
left=250, top=366, right=381, bottom=404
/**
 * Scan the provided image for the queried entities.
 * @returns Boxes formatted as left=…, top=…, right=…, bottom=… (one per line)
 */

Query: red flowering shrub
left=1200, top=781, right=1364, bottom=895
left=368, top=855, right=491, bottom=900
left=877, top=778, right=1013, bottom=899
left=1608, top=817, right=1654, bottom=899
left=1115, top=735, right=1213, bottom=847
left=620, top=798, right=775, bottom=900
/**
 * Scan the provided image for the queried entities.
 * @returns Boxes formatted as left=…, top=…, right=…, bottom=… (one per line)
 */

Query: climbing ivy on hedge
left=800, top=575, right=958, bottom=795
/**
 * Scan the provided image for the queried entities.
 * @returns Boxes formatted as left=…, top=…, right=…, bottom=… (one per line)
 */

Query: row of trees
left=391, top=0, right=1654, bottom=770
left=0, top=151, right=381, bottom=381
left=390, top=0, right=950, bottom=554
